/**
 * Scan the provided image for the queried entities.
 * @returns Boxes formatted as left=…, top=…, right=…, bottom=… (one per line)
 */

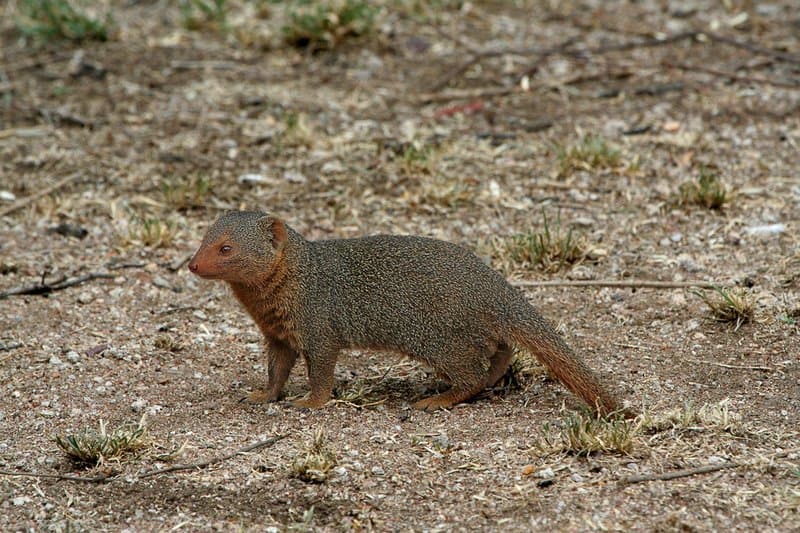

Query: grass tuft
left=483, top=211, right=592, bottom=274
left=678, top=167, right=730, bottom=210
left=55, top=418, right=147, bottom=466
left=534, top=410, right=637, bottom=457
left=179, top=0, right=228, bottom=32
left=282, top=0, right=377, bottom=51
left=692, top=286, right=754, bottom=329
left=290, top=430, right=337, bottom=483
left=557, top=135, right=621, bottom=175
left=641, top=399, right=741, bottom=434
left=162, top=175, right=212, bottom=211
left=16, top=0, right=110, bottom=43
left=130, top=218, right=179, bottom=249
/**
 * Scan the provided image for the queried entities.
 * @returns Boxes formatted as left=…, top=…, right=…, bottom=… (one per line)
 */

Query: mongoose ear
left=260, top=215, right=287, bottom=250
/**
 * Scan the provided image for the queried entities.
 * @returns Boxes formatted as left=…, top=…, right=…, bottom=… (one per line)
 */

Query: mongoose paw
left=412, top=395, right=455, bottom=411
left=240, top=389, right=279, bottom=404
left=291, top=396, right=329, bottom=409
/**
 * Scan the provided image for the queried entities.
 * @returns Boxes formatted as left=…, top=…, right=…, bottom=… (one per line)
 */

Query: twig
left=0, top=341, right=23, bottom=352
left=0, top=435, right=286, bottom=484
left=0, top=273, right=115, bottom=300
left=0, top=469, right=115, bottom=483
left=664, top=61, right=799, bottom=89
left=512, top=280, right=719, bottom=289
left=620, top=462, right=739, bottom=484
left=685, top=358, right=774, bottom=372
left=136, top=435, right=286, bottom=478
left=706, top=32, right=800, bottom=66
left=0, top=172, right=82, bottom=218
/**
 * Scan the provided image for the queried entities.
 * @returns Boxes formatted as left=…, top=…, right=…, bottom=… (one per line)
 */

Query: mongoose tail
left=511, top=319, right=628, bottom=417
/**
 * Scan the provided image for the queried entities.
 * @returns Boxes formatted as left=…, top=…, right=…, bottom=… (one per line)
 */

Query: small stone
left=571, top=473, right=584, bottom=483
left=0, top=190, right=16, bottom=202
left=283, top=170, right=307, bottom=184
left=131, top=398, right=148, bottom=412
left=371, top=466, right=385, bottom=476
left=65, top=350, right=81, bottom=363
left=12, top=496, right=30, bottom=506
left=537, top=467, right=555, bottom=479
left=49, top=355, right=64, bottom=366
left=745, top=224, right=785, bottom=237
left=670, top=232, right=683, bottom=243
left=321, top=160, right=344, bottom=174
left=334, top=466, right=348, bottom=478
left=237, top=173, right=273, bottom=185
left=152, top=276, right=172, bottom=290
left=193, top=310, right=207, bottom=320
left=707, top=455, right=727, bottom=465
left=77, top=292, right=94, bottom=304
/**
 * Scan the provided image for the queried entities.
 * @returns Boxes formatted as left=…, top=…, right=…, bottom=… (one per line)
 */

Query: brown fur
left=189, top=210, right=629, bottom=415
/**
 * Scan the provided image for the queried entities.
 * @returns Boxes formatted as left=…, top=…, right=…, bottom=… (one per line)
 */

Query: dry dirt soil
left=1, top=1, right=798, bottom=531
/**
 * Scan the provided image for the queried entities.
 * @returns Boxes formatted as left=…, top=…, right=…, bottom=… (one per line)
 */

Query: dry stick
left=664, top=61, right=800, bottom=89
left=706, top=32, right=800, bottom=65
left=0, top=172, right=83, bottom=218
left=136, top=435, right=286, bottom=479
left=620, top=462, right=739, bottom=484
left=0, top=435, right=286, bottom=484
left=0, top=273, right=115, bottom=300
left=512, top=280, right=719, bottom=289
left=685, top=358, right=774, bottom=372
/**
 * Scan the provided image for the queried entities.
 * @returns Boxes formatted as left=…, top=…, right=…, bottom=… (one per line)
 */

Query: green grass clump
left=487, top=212, right=592, bottom=274
left=282, top=0, right=377, bottom=50
left=162, top=175, right=212, bottom=211
left=692, top=286, right=754, bottom=330
left=557, top=135, right=621, bottom=175
left=130, top=218, right=179, bottom=249
left=179, top=0, right=228, bottom=32
left=16, top=0, right=110, bottom=42
left=55, top=419, right=147, bottom=466
left=678, top=167, right=729, bottom=210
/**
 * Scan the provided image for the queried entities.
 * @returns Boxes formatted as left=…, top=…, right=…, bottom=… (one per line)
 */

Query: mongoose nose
left=188, top=262, right=198, bottom=272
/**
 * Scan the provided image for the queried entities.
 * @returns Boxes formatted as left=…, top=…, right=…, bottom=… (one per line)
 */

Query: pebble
left=12, top=496, right=30, bottom=507
left=283, top=170, right=307, bottom=184
left=571, top=473, right=584, bottom=483
left=745, top=223, right=785, bottom=237
left=49, top=355, right=64, bottom=366
left=131, top=398, right=148, bottom=412
left=537, top=467, right=555, bottom=479
left=65, top=350, right=81, bottom=363
left=371, top=466, right=385, bottom=476
left=238, top=173, right=272, bottom=185
left=321, top=160, right=344, bottom=174
left=152, top=276, right=172, bottom=290
left=0, top=190, right=16, bottom=202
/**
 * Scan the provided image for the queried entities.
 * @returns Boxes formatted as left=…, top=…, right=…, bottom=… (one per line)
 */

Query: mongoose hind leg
left=412, top=347, right=488, bottom=411
left=292, top=349, right=337, bottom=409
left=484, top=343, right=515, bottom=388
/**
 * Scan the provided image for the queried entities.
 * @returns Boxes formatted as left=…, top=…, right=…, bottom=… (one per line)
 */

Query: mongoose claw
left=240, top=390, right=277, bottom=404
left=412, top=395, right=455, bottom=411
left=291, top=396, right=329, bottom=409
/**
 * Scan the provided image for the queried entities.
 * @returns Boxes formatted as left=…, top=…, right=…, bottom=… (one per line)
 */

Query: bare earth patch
left=1, top=1, right=798, bottom=530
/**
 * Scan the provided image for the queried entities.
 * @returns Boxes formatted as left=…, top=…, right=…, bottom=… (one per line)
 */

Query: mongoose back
left=189, top=211, right=625, bottom=414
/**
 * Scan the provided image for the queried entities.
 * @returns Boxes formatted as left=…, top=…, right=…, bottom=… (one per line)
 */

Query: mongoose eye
left=220, top=245, right=233, bottom=254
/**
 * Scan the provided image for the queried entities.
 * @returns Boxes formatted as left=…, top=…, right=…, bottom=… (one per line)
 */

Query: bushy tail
left=511, top=316, right=626, bottom=417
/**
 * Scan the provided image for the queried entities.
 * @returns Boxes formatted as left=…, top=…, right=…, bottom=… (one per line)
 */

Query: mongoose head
left=188, top=211, right=287, bottom=285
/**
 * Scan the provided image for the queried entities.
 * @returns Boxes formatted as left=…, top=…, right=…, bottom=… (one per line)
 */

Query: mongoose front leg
left=292, top=350, right=337, bottom=409
left=245, top=341, right=298, bottom=403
